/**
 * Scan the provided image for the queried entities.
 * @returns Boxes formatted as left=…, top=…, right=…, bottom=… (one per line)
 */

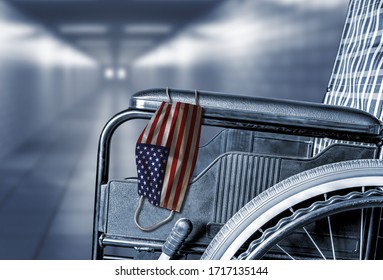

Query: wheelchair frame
left=92, top=88, right=383, bottom=260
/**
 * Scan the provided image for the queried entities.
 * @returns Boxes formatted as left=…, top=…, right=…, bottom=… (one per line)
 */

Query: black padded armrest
left=129, top=88, right=382, bottom=140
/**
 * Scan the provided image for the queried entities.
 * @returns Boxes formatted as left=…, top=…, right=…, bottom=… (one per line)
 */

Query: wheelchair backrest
left=316, top=0, right=383, bottom=154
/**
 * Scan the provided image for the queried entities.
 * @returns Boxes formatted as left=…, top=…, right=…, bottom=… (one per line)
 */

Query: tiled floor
left=0, top=87, right=133, bottom=259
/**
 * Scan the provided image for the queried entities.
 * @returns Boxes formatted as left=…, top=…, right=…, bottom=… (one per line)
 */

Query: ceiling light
left=59, top=24, right=108, bottom=34
left=124, top=24, right=172, bottom=34
left=77, top=39, right=110, bottom=48
left=117, top=68, right=127, bottom=80
left=104, top=68, right=115, bottom=80
left=120, top=39, right=153, bottom=47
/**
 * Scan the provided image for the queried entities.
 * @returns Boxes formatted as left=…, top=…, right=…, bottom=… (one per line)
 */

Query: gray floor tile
left=0, top=211, right=52, bottom=235
left=47, top=212, right=94, bottom=236
left=36, top=235, right=92, bottom=260
left=1, top=188, right=63, bottom=212
left=0, top=235, right=41, bottom=260
left=58, top=191, right=95, bottom=213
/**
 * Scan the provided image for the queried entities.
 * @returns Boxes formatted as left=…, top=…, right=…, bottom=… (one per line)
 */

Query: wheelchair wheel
left=201, top=159, right=383, bottom=260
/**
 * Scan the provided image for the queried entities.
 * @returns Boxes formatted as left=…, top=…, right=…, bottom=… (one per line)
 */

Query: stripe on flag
left=136, top=101, right=203, bottom=211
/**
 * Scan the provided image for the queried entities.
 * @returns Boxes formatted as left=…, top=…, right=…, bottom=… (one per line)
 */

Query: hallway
left=0, top=0, right=349, bottom=259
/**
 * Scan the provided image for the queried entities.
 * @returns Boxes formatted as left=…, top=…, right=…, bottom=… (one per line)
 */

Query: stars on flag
left=136, top=143, right=169, bottom=206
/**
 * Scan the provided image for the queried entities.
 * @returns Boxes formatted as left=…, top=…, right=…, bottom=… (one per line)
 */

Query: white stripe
left=175, top=106, right=203, bottom=211
left=160, top=103, right=186, bottom=206
left=360, top=1, right=382, bottom=109
left=352, top=20, right=376, bottom=105
left=344, top=0, right=366, bottom=108
left=339, top=28, right=383, bottom=47
left=345, top=1, right=382, bottom=24
left=356, top=1, right=376, bottom=109
left=326, top=89, right=382, bottom=99
left=150, top=103, right=169, bottom=145
left=161, top=103, right=177, bottom=146
left=166, top=105, right=194, bottom=209
left=332, top=0, right=362, bottom=105
left=140, top=103, right=164, bottom=143
left=332, top=69, right=383, bottom=79
left=336, top=46, right=381, bottom=61
left=364, top=2, right=383, bottom=112
left=350, top=3, right=371, bottom=108
left=140, top=126, right=150, bottom=143
left=373, top=69, right=383, bottom=116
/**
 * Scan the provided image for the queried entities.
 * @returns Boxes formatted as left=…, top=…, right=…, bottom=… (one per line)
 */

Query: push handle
left=159, top=218, right=193, bottom=260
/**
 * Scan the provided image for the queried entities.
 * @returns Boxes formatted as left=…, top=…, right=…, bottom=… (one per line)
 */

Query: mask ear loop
left=195, top=90, right=199, bottom=106
left=134, top=196, right=175, bottom=232
left=166, top=87, right=172, bottom=104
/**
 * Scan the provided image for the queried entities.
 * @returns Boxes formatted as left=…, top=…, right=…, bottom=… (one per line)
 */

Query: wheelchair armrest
left=129, top=88, right=382, bottom=141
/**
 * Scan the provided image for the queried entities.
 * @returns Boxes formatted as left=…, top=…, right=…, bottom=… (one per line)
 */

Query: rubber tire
left=201, top=159, right=383, bottom=260
left=243, top=190, right=383, bottom=259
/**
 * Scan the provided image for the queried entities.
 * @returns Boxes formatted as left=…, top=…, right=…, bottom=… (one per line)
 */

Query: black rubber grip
left=162, top=218, right=193, bottom=258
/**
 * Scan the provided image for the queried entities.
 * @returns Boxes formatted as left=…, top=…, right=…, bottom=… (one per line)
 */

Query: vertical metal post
left=91, top=109, right=152, bottom=259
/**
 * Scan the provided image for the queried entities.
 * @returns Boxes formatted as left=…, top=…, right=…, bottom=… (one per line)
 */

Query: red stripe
left=163, top=103, right=190, bottom=208
left=171, top=105, right=198, bottom=210
left=137, top=125, right=146, bottom=143
left=175, top=107, right=203, bottom=210
left=155, top=104, right=172, bottom=146
left=165, top=102, right=181, bottom=148
left=145, top=102, right=166, bottom=144
left=188, top=108, right=203, bottom=185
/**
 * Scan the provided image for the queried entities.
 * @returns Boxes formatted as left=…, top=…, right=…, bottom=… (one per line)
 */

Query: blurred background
left=0, top=0, right=349, bottom=259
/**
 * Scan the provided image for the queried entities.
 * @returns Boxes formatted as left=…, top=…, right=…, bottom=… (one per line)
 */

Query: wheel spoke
left=324, top=194, right=336, bottom=260
left=276, top=244, right=295, bottom=260
left=290, top=207, right=327, bottom=260
left=360, top=187, right=365, bottom=260
left=303, top=227, right=327, bottom=260
left=360, top=209, right=364, bottom=260
left=327, top=217, right=336, bottom=260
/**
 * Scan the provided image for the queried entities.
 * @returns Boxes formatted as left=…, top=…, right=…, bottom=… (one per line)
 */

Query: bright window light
left=104, top=68, right=115, bottom=80
left=134, top=35, right=203, bottom=67
left=0, top=11, right=95, bottom=67
left=0, top=22, right=37, bottom=40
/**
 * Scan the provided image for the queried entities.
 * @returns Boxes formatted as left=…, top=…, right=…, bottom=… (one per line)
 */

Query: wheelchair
left=92, top=87, right=383, bottom=260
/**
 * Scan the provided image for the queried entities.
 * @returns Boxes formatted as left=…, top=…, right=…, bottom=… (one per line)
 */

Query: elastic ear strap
left=166, top=87, right=172, bottom=104
left=195, top=90, right=199, bottom=106
left=166, top=88, right=200, bottom=105
left=134, top=196, right=175, bottom=232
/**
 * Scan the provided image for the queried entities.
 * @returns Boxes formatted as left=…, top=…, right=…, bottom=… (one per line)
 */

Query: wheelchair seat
left=130, top=88, right=382, bottom=138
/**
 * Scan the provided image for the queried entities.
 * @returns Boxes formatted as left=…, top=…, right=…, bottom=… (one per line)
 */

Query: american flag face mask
left=134, top=89, right=203, bottom=231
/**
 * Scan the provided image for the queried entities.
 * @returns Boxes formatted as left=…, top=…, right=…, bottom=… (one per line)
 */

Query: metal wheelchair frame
left=92, top=88, right=383, bottom=260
